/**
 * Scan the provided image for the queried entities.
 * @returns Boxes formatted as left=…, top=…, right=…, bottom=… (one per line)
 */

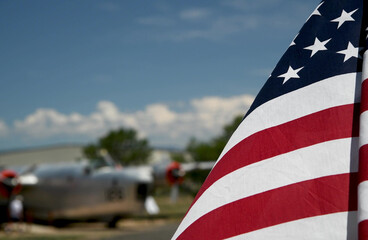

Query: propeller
left=0, top=164, right=39, bottom=201
left=0, top=170, right=21, bottom=199
left=165, top=162, right=185, bottom=203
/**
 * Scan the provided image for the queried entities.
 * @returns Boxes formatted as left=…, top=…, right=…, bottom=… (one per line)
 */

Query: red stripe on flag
left=359, top=145, right=368, bottom=183
left=359, top=220, right=368, bottom=240
left=178, top=173, right=358, bottom=240
left=361, top=79, right=368, bottom=113
left=190, top=104, right=360, bottom=209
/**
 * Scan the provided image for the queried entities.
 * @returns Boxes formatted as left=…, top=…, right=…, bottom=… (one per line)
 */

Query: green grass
left=155, top=193, right=193, bottom=219
left=132, top=191, right=194, bottom=221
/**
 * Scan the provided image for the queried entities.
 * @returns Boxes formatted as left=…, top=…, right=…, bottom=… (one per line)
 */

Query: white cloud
left=136, top=1, right=310, bottom=42
left=221, top=0, right=283, bottom=11
left=0, top=119, right=9, bottom=137
left=98, top=2, right=120, bottom=12
left=180, top=9, right=211, bottom=21
left=187, top=95, right=254, bottom=133
left=12, top=94, right=254, bottom=148
left=162, top=15, right=261, bottom=41
left=137, top=16, right=175, bottom=27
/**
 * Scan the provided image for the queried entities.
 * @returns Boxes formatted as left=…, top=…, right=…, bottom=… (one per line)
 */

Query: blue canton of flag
left=247, top=0, right=365, bottom=116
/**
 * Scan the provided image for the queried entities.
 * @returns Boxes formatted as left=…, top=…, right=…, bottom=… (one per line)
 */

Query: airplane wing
left=18, top=174, right=38, bottom=186
left=181, top=161, right=215, bottom=172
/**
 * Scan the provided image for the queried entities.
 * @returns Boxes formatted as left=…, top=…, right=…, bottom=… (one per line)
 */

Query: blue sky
left=0, top=0, right=318, bottom=151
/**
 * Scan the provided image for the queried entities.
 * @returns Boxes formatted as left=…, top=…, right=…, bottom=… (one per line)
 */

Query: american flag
left=172, top=0, right=368, bottom=239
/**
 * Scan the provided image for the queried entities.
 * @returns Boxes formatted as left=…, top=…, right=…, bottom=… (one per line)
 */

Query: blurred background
left=0, top=0, right=317, bottom=151
left=0, top=0, right=317, bottom=239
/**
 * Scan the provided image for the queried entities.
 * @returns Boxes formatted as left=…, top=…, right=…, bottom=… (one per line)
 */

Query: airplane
left=0, top=151, right=214, bottom=228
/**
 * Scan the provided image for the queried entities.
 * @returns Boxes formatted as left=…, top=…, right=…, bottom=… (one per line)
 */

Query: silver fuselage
left=19, top=161, right=153, bottom=222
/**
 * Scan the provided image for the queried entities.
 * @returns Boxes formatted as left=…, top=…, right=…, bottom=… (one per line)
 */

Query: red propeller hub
left=1, top=170, right=17, bottom=179
left=0, top=170, right=21, bottom=198
left=166, top=162, right=184, bottom=185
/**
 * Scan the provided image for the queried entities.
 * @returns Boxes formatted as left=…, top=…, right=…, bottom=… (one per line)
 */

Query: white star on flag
left=290, top=34, right=298, bottom=47
left=306, top=2, right=324, bottom=22
left=304, top=37, right=331, bottom=57
left=337, top=41, right=363, bottom=62
left=331, top=9, right=358, bottom=29
left=278, top=66, right=304, bottom=84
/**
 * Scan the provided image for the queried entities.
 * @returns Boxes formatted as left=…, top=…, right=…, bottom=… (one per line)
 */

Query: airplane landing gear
left=106, top=216, right=120, bottom=228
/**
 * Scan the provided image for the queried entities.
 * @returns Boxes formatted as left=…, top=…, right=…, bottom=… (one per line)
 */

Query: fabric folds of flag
left=172, top=0, right=368, bottom=239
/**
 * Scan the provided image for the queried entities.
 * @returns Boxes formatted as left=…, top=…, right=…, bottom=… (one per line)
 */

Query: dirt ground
left=0, top=192, right=193, bottom=239
left=0, top=218, right=180, bottom=240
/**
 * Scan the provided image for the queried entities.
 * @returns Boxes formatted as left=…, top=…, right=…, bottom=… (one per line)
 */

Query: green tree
left=185, top=115, right=243, bottom=185
left=187, top=115, right=243, bottom=162
left=83, top=128, right=151, bottom=166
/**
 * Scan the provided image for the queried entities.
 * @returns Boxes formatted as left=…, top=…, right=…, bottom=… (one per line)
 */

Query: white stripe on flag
left=360, top=111, right=368, bottom=147
left=363, top=51, right=368, bottom=82
left=358, top=51, right=368, bottom=229
left=358, top=181, right=368, bottom=223
left=216, top=73, right=360, bottom=166
left=172, top=138, right=359, bottom=239
left=225, top=212, right=357, bottom=240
